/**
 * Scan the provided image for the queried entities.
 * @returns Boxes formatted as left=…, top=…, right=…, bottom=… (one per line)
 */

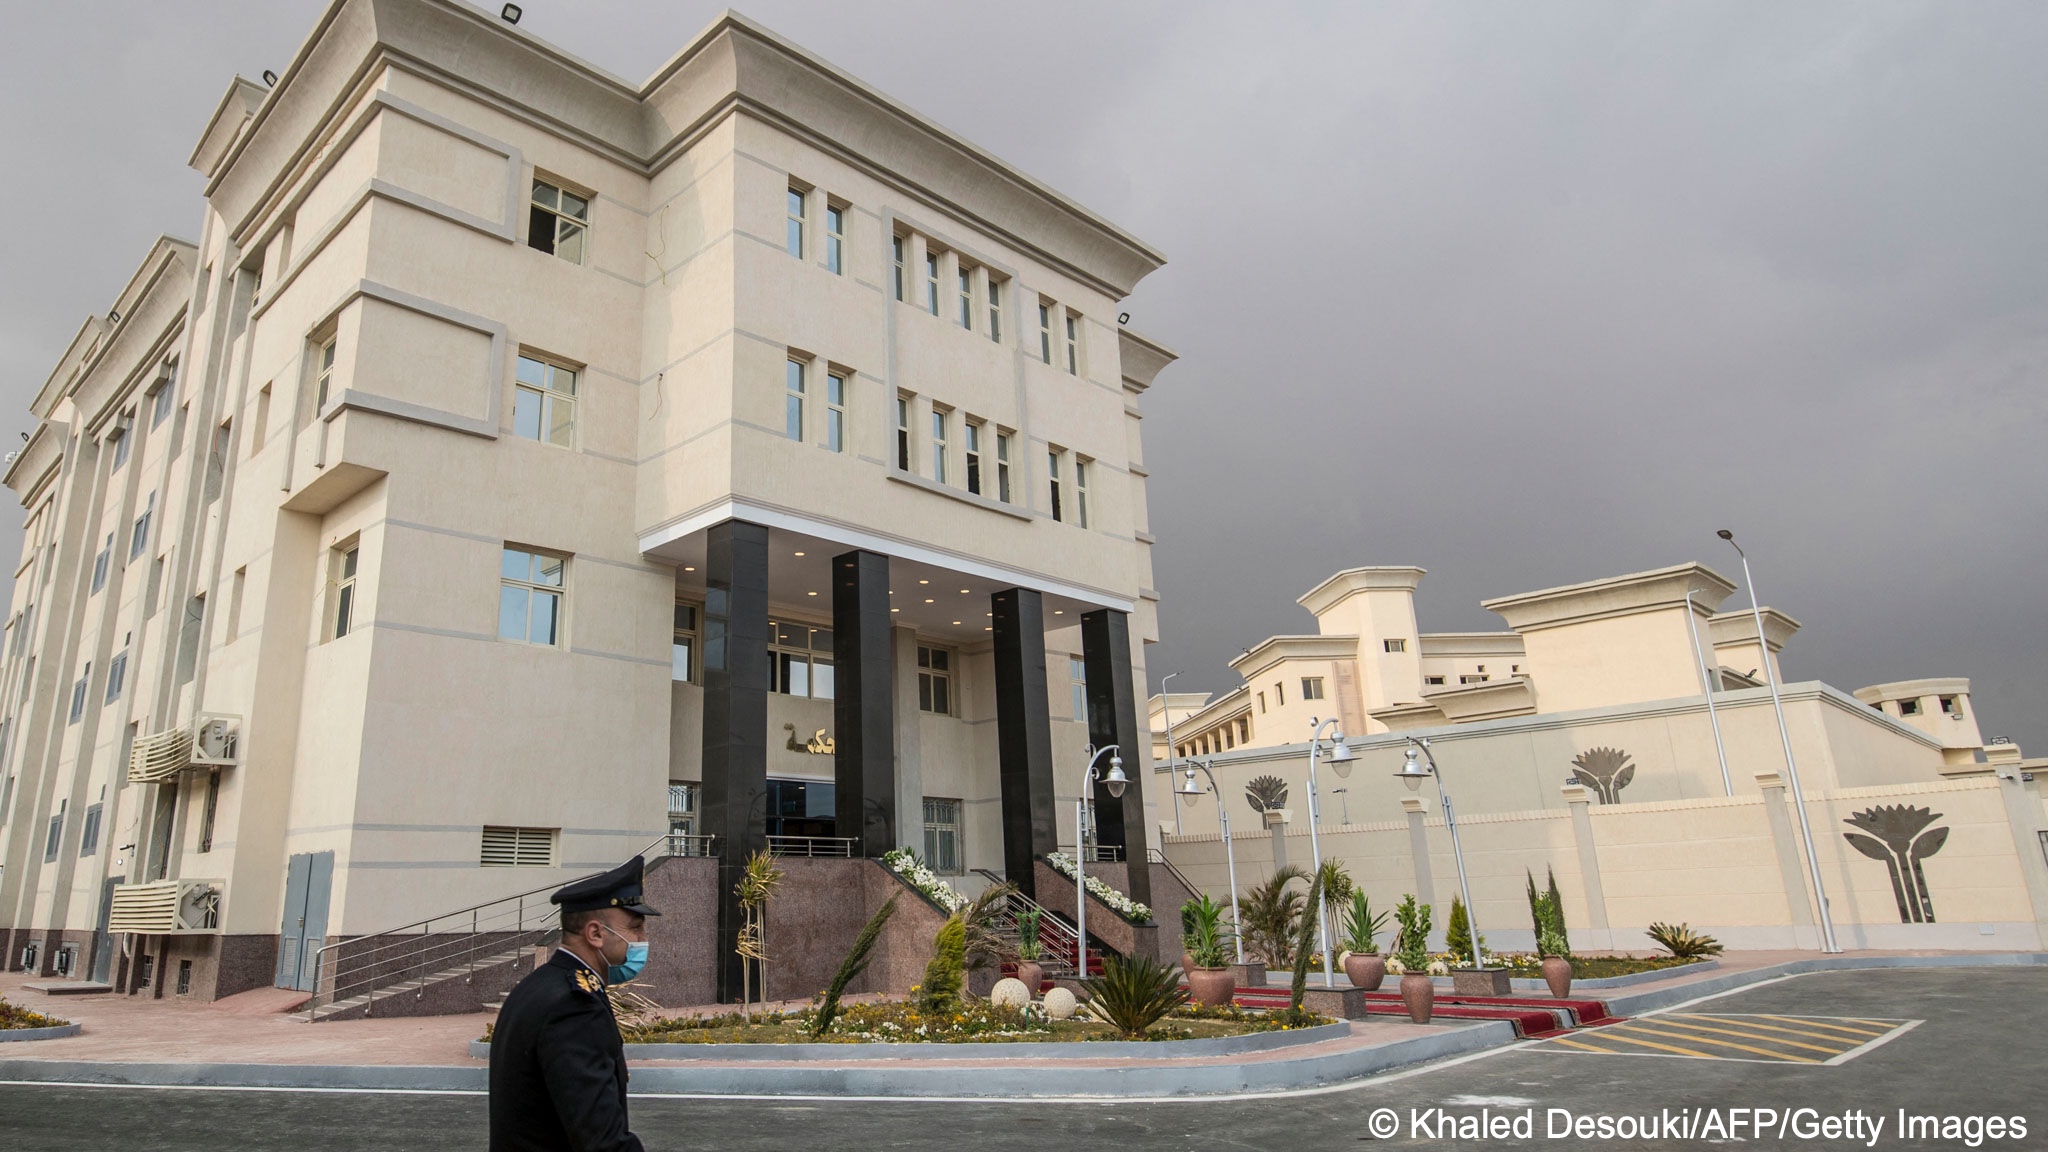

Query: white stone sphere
left=990, top=978, right=1031, bottom=1009
left=1043, top=986, right=1078, bottom=1020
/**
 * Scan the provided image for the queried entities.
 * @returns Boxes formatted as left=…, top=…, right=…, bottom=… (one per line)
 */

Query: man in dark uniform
left=489, top=857, right=658, bottom=1152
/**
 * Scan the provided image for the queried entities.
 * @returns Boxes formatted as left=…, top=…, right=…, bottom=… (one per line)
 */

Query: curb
left=0, top=1060, right=485, bottom=1091
left=1605, top=952, right=2048, bottom=1017
left=0, top=1024, right=83, bottom=1043
left=1507, top=959, right=1718, bottom=993
left=468, top=1020, right=1352, bottom=1062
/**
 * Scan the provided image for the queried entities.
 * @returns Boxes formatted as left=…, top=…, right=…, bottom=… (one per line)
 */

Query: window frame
left=769, top=620, right=835, bottom=700
left=529, top=177, right=590, bottom=265
left=785, top=185, right=807, bottom=258
left=330, top=541, right=361, bottom=640
left=825, top=371, right=847, bottom=453
left=922, top=796, right=963, bottom=875
left=930, top=406, right=950, bottom=485
left=314, top=335, right=337, bottom=411
left=986, top=277, right=1003, bottom=343
left=91, top=533, right=113, bottom=593
left=1302, top=676, right=1326, bottom=701
left=150, top=368, right=176, bottom=427
left=785, top=358, right=807, bottom=443
left=896, top=394, right=913, bottom=471
left=672, top=601, right=699, bottom=684
left=964, top=421, right=983, bottom=496
left=917, top=645, right=953, bottom=715
left=892, top=234, right=907, bottom=301
left=1038, top=302, right=1054, bottom=364
left=109, top=419, right=132, bottom=472
left=925, top=251, right=941, bottom=316
left=995, top=431, right=1013, bottom=503
left=957, top=265, right=974, bottom=329
left=68, top=664, right=90, bottom=724
left=130, top=492, right=155, bottom=560
left=1047, top=450, right=1064, bottom=523
left=105, top=649, right=127, bottom=704
left=824, top=201, right=845, bottom=274
left=512, top=353, right=579, bottom=448
left=1065, top=310, right=1080, bottom=375
left=498, top=546, right=567, bottom=648
left=1074, top=457, right=1091, bottom=529
left=1069, top=655, right=1088, bottom=723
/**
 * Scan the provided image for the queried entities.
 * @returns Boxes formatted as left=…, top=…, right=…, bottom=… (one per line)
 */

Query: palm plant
left=734, top=849, right=784, bottom=1019
left=1080, top=952, right=1189, bottom=1038
left=810, top=894, right=898, bottom=1038
left=957, top=880, right=1019, bottom=976
left=1183, top=892, right=1234, bottom=968
left=1237, top=865, right=1308, bottom=968
left=1339, top=891, right=1389, bottom=956
left=1646, top=922, right=1723, bottom=959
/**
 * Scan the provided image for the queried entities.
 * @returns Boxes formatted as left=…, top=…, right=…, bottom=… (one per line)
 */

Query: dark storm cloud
left=3, top=2, right=2040, bottom=746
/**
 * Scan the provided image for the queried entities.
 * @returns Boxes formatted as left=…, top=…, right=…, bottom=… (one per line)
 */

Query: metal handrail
left=1146, top=847, right=1204, bottom=907
left=1056, top=842, right=1125, bottom=863
left=969, top=868, right=1088, bottom=978
left=765, top=835, right=854, bottom=858
left=662, top=834, right=718, bottom=858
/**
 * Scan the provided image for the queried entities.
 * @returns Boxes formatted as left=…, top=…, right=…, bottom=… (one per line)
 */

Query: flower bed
left=598, top=1000, right=1326, bottom=1045
left=0, top=997, right=68, bottom=1031
left=880, top=848, right=968, bottom=914
left=1378, top=951, right=1706, bottom=980
left=1043, top=852, right=1152, bottom=922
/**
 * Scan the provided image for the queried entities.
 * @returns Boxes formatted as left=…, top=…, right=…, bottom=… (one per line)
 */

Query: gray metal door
left=275, top=851, right=334, bottom=991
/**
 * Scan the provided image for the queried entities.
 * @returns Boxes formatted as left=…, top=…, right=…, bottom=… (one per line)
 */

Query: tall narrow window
left=105, top=649, right=127, bottom=703
left=957, top=267, right=973, bottom=329
left=987, top=278, right=1003, bottom=342
left=68, top=664, right=90, bottom=724
left=925, top=252, right=941, bottom=316
left=130, top=493, right=154, bottom=559
left=45, top=800, right=64, bottom=861
left=892, top=235, right=907, bottom=301
left=1069, top=656, right=1089, bottom=722
left=996, top=432, right=1013, bottom=503
left=513, top=355, right=578, bottom=447
left=1048, top=451, right=1064, bottom=522
left=1065, top=311, right=1080, bottom=375
left=1038, top=302, right=1054, bottom=364
left=110, top=424, right=131, bottom=471
left=964, top=422, right=983, bottom=495
left=825, top=203, right=845, bottom=274
left=896, top=395, right=912, bottom=471
left=917, top=646, right=952, bottom=714
left=499, top=547, right=566, bottom=646
left=529, top=178, right=589, bottom=263
left=91, top=534, right=112, bottom=593
left=315, top=337, right=336, bottom=409
left=923, top=797, right=962, bottom=875
left=205, top=420, right=232, bottom=503
left=79, top=800, right=102, bottom=857
left=227, top=567, right=246, bottom=643
left=825, top=372, right=846, bottom=453
left=672, top=602, right=697, bottom=682
left=250, top=384, right=272, bottom=454
left=930, top=408, right=950, bottom=484
left=784, top=359, right=806, bottom=442
left=331, top=544, right=359, bottom=639
left=151, top=370, right=176, bottom=427
left=1074, top=458, right=1091, bottom=528
left=785, top=187, right=806, bottom=258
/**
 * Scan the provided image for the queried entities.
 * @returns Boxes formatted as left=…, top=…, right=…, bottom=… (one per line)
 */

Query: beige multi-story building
left=0, top=0, right=1175, bottom=1003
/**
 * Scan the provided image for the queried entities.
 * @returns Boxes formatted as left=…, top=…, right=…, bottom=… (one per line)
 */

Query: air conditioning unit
left=191, top=713, right=242, bottom=767
left=19, top=942, right=38, bottom=971
left=108, top=878, right=223, bottom=934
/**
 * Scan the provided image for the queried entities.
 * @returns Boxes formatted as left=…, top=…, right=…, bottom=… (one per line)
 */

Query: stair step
left=309, top=947, right=532, bottom=1020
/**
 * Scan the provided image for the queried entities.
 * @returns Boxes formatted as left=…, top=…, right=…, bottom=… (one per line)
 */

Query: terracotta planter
left=1399, top=972, right=1435, bottom=1023
left=1343, top=952, right=1386, bottom=992
left=1187, top=967, right=1237, bottom=1008
left=1541, top=956, right=1572, bottom=999
left=1180, top=952, right=1196, bottom=974
left=1017, top=960, right=1045, bottom=993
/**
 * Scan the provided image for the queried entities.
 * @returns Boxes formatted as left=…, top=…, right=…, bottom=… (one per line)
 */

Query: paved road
left=2, top=968, right=2039, bottom=1150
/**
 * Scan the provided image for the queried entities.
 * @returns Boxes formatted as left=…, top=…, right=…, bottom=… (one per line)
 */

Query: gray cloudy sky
left=3, top=2, right=2043, bottom=748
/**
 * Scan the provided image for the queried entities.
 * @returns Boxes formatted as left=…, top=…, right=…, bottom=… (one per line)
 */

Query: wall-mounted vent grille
left=127, top=729, right=191, bottom=783
left=108, top=879, right=223, bottom=934
left=480, top=826, right=556, bottom=868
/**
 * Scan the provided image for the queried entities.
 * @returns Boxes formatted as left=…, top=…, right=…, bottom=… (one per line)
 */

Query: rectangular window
left=996, top=432, right=1012, bottom=503
left=1276, top=681, right=1285, bottom=706
left=529, top=178, right=588, bottom=263
left=1257, top=691, right=1266, bottom=713
left=668, top=782, right=698, bottom=839
left=964, top=422, right=983, bottom=495
left=1460, top=674, right=1489, bottom=684
left=925, top=252, right=941, bottom=316
left=205, top=421, right=231, bottom=503
left=824, top=203, right=845, bottom=273
left=331, top=544, right=359, bottom=640
left=151, top=370, right=176, bottom=427
left=1038, top=302, right=1054, bottom=364
left=1384, top=638, right=1408, bottom=653
left=227, top=567, right=246, bottom=643
left=1069, top=655, right=1088, bottom=723
left=481, top=825, right=558, bottom=867
left=917, top=645, right=952, bottom=715
left=769, top=621, right=835, bottom=700
left=923, top=797, right=962, bottom=875
left=931, top=408, right=949, bottom=484
left=957, top=267, right=973, bottom=328
left=1065, top=311, right=1080, bottom=374
left=45, top=800, right=64, bottom=862
left=176, top=960, right=192, bottom=995
left=499, top=547, right=565, bottom=646
left=110, top=423, right=131, bottom=471
left=315, top=338, right=336, bottom=410
left=824, top=372, right=847, bottom=453
left=896, top=395, right=912, bottom=471
left=1302, top=677, right=1326, bottom=701
left=672, top=602, right=697, bottom=682
left=80, top=801, right=102, bottom=857
left=785, top=186, right=806, bottom=258
left=513, top=355, right=578, bottom=447
left=785, top=359, right=806, bottom=442
left=198, top=769, right=221, bottom=853
left=130, top=493, right=155, bottom=560
left=1898, top=698, right=1921, bottom=716
left=92, top=534, right=112, bottom=593
left=105, top=650, right=127, bottom=703
left=1425, top=675, right=1445, bottom=686
left=1074, top=458, right=1090, bottom=529
left=987, top=277, right=1003, bottom=342
left=250, top=385, right=272, bottom=454
left=892, top=234, right=907, bottom=301
left=1048, top=451, right=1064, bottom=522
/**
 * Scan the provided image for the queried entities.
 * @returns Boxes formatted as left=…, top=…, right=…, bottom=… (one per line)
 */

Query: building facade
left=0, top=0, right=1174, bottom=1002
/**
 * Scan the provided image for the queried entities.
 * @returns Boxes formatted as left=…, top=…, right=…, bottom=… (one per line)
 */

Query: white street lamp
left=1304, top=718, right=1351, bottom=988
left=1076, top=744, right=1126, bottom=976
left=1719, top=529, right=1841, bottom=953
left=1178, top=760, right=1243, bottom=965
left=1397, top=738, right=1483, bottom=971
left=1160, top=672, right=1182, bottom=836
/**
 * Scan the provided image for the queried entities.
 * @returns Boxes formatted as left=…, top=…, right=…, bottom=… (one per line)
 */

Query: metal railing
left=971, top=868, right=1090, bottom=978
left=765, top=835, right=855, bottom=858
left=1146, top=847, right=1203, bottom=905
left=1057, top=842, right=1125, bottom=863
left=662, top=834, right=719, bottom=858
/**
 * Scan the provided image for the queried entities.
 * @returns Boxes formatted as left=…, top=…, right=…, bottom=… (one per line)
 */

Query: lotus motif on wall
left=1843, top=805, right=1948, bottom=923
left=1244, top=775, right=1289, bottom=814
left=1569, top=747, right=1635, bottom=804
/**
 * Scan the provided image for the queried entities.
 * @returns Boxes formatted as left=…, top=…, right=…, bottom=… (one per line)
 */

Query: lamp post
left=1178, top=760, right=1244, bottom=964
left=1076, top=744, right=1127, bottom=976
left=1160, top=672, right=1182, bottom=836
left=1684, top=587, right=1735, bottom=796
left=1718, top=529, right=1840, bottom=953
left=1304, top=717, right=1354, bottom=988
left=1331, top=787, right=1351, bottom=825
left=1395, top=738, right=1482, bottom=970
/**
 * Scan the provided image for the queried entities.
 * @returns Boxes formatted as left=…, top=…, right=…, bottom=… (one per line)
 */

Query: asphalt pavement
left=1, top=967, right=2038, bottom=1151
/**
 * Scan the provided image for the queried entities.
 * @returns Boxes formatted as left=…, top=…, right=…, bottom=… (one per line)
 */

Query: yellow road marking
left=1546, top=1035, right=1628, bottom=1055
left=1647, top=1018, right=1845, bottom=1056
left=1747, top=1014, right=1887, bottom=1037
left=1621, top=1024, right=1820, bottom=1063
left=1670, top=1014, right=1879, bottom=1045
left=1587, top=1029, right=1726, bottom=1060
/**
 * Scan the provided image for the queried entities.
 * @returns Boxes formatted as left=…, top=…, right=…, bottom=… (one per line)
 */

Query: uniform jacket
left=489, top=949, right=644, bottom=1152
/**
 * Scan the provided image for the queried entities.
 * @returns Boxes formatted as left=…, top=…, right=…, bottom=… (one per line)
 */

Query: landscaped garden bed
left=0, top=996, right=78, bottom=1042
left=617, top=1001, right=1326, bottom=1045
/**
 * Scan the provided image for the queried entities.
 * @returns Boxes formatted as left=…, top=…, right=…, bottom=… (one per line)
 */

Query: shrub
left=810, top=894, right=898, bottom=1038
left=1393, top=895, right=1432, bottom=972
left=1526, top=868, right=1570, bottom=958
left=919, top=916, right=966, bottom=1013
left=1647, top=922, right=1723, bottom=959
left=1182, top=892, right=1232, bottom=968
left=1339, top=890, right=1389, bottom=955
left=1537, top=928, right=1570, bottom=960
left=1080, top=952, right=1189, bottom=1039
left=1443, top=895, right=1487, bottom=962
left=1238, top=865, right=1308, bottom=968
left=1287, top=867, right=1329, bottom=1010
left=1016, top=905, right=1042, bottom=962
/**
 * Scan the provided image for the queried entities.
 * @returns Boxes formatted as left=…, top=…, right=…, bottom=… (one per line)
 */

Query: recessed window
left=529, top=178, right=588, bottom=264
left=45, top=800, right=64, bottom=861
left=995, top=432, right=1013, bottom=503
left=513, top=355, right=577, bottom=447
left=481, top=825, right=558, bottom=867
left=1065, top=311, right=1080, bottom=375
left=826, top=372, right=847, bottom=453
left=499, top=547, right=565, bottom=646
left=91, top=534, right=112, bottom=594
left=925, top=252, right=941, bottom=316
left=105, top=650, right=127, bottom=704
left=109, top=421, right=132, bottom=471
left=68, top=665, right=90, bottom=724
left=1257, top=691, right=1266, bottom=713
left=785, top=359, right=807, bottom=443
left=250, top=385, right=272, bottom=454
left=331, top=543, right=360, bottom=639
left=987, top=278, right=1003, bottom=343
left=1069, top=655, right=1088, bottom=722
left=1898, top=698, right=1922, bottom=716
left=1275, top=681, right=1285, bottom=706
left=79, top=801, right=102, bottom=858
left=1460, top=674, right=1489, bottom=684
left=314, top=337, right=337, bottom=410
left=918, top=645, right=952, bottom=715
left=1074, top=458, right=1091, bottom=529
left=1048, top=450, right=1064, bottom=522
left=1038, top=302, right=1053, bottom=364
left=672, top=602, right=697, bottom=682
left=227, top=568, right=246, bottom=643
left=151, top=369, right=176, bottom=427
left=1425, top=675, right=1446, bottom=686
left=824, top=202, right=845, bottom=274
left=896, top=395, right=912, bottom=471
left=176, top=959, right=192, bottom=995
left=786, top=186, right=807, bottom=258
left=957, top=267, right=973, bottom=329
left=923, top=797, right=962, bottom=874
left=964, top=422, right=983, bottom=495
left=1939, top=695, right=1961, bottom=716
left=769, top=621, right=834, bottom=699
left=1383, top=638, right=1407, bottom=653
left=1302, top=676, right=1325, bottom=701
left=931, top=408, right=950, bottom=484
left=130, top=493, right=155, bottom=560
left=892, top=234, right=907, bottom=301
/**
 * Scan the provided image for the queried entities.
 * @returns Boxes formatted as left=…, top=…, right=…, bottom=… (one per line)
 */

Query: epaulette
left=570, top=967, right=605, bottom=997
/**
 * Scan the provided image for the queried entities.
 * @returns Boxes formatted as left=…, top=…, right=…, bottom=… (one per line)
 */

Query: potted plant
left=1393, top=895, right=1434, bottom=1023
left=1015, top=906, right=1045, bottom=992
left=1179, top=898, right=1200, bottom=973
left=1339, top=890, right=1390, bottom=991
left=1538, top=928, right=1572, bottom=999
left=1185, top=918, right=1238, bottom=1007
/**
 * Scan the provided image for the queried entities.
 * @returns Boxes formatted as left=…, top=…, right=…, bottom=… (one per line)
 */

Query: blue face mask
left=599, top=925, right=648, bottom=983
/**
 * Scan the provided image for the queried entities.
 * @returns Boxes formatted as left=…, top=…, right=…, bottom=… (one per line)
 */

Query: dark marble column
left=699, top=520, right=769, bottom=1002
left=992, top=588, right=1056, bottom=899
left=1082, top=608, right=1152, bottom=911
left=832, top=550, right=895, bottom=857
